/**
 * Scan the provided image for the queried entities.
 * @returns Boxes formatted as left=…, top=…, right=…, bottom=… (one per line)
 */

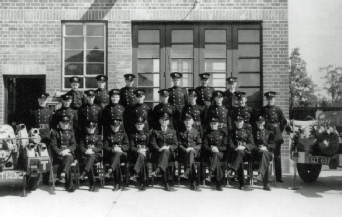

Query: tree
left=320, top=65, right=342, bottom=103
left=289, top=48, right=318, bottom=108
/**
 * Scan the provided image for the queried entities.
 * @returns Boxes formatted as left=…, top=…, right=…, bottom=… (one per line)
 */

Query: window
left=132, top=22, right=262, bottom=107
left=62, top=22, right=107, bottom=90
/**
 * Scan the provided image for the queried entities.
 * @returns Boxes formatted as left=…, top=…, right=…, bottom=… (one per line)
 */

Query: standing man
left=152, top=89, right=176, bottom=130
left=206, top=91, right=230, bottom=135
left=261, top=91, right=287, bottom=182
left=195, top=73, right=214, bottom=109
left=252, top=116, right=275, bottom=191
left=50, top=115, right=77, bottom=192
left=52, top=94, right=78, bottom=132
left=119, top=74, right=137, bottom=109
left=168, top=72, right=188, bottom=130
left=102, top=89, right=125, bottom=137
left=78, top=90, right=102, bottom=135
left=66, top=76, right=87, bottom=110
left=94, top=75, right=109, bottom=109
left=129, top=89, right=152, bottom=133
left=228, top=115, right=255, bottom=190
left=223, top=77, right=238, bottom=109
left=181, top=89, right=206, bottom=137
left=230, top=92, right=255, bottom=132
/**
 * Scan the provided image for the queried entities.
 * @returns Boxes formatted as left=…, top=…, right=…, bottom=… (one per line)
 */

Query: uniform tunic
left=102, top=103, right=125, bottom=136
left=206, top=104, right=230, bottom=134
left=78, top=104, right=102, bottom=134
left=152, top=103, right=176, bottom=130
left=94, top=88, right=109, bottom=109
left=52, top=107, right=78, bottom=132
left=119, top=86, right=137, bottom=109
left=128, top=103, right=152, bottom=132
left=223, top=90, right=235, bottom=109
left=66, top=89, right=87, bottom=110
left=30, top=106, right=53, bottom=142
left=181, top=104, right=206, bottom=136
left=230, top=106, right=254, bottom=131
left=168, top=86, right=188, bottom=122
left=195, top=86, right=214, bottom=108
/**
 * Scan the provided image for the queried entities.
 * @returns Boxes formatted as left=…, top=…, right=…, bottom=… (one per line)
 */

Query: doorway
left=4, top=76, right=46, bottom=126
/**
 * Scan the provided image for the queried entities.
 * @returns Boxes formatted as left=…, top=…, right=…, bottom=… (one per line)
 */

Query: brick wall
left=0, top=0, right=290, bottom=171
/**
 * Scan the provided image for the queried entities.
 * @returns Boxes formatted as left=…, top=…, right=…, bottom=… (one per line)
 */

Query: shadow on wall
left=80, top=0, right=118, bottom=20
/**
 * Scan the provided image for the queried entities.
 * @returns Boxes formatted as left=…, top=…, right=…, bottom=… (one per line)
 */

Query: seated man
left=202, top=116, right=227, bottom=191
left=228, top=115, right=255, bottom=190
left=103, top=118, right=129, bottom=191
left=129, top=116, right=150, bottom=191
left=150, top=112, right=178, bottom=191
left=252, top=116, right=275, bottom=191
left=79, top=121, right=103, bottom=192
left=50, top=115, right=77, bottom=192
left=178, top=113, right=202, bottom=191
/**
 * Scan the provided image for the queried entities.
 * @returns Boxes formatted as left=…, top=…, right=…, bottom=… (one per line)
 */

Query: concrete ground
left=1, top=169, right=342, bottom=217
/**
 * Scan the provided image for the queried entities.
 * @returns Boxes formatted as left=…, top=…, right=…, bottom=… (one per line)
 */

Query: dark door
left=5, top=76, right=46, bottom=127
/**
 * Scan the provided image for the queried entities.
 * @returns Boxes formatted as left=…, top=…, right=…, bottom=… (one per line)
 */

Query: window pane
left=238, top=73, right=260, bottom=86
left=172, top=59, right=193, bottom=73
left=86, top=24, right=104, bottom=36
left=238, top=88, right=261, bottom=107
left=238, top=45, right=260, bottom=57
left=238, top=59, right=260, bottom=72
left=138, top=30, right=160, bottom=43
left=169, top=73, right=193, bottom=87
left=238, top=30, right=260, bottom=43
left=205, top=59, right=226, bottom=72
left=171, top=45, right=193, bottom=58
left=209, top=73, right=227, bottom=87
left=144, top=88, right=160, bottom=102
left=138, top=74, right=160, bottom=87
left=138, top=59, right=160, bottom=73
left=205, top=45, right=226, bottom=58
left=65, top=63, right=83, bottom=75
left=138, top=45, right=160, bottom=58
left=65, top=25, right=83, bottom=36
left=86, top=37, right=104, bottom=50
left=172, top=30, right=193, bottom=43
left=65, top=37, right=84, bottom=49
left=65, top=78, right=83, bottom=89
left=86, top=50, right=104, bottom=62
left=205, top=30, right=226, bottom=43
left=86, top=64, right=104, bottom=75
left=65, top=50, right=83, bottom=62
left=85, top=77, right=98, bottom=88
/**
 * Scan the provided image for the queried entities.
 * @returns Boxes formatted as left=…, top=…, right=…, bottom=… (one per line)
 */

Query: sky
left=289, top=0, right=342, bottom=98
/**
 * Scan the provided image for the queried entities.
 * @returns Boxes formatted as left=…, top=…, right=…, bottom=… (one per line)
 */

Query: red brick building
left=0, top=0, right=289, bottom=171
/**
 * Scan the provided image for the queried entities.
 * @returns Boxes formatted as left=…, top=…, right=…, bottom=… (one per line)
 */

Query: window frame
left=61, top=20, right=108, bottom=91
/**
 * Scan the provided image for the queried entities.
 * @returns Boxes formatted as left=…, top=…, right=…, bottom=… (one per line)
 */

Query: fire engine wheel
left=297, top=164, right=322, bottom=183
left=26, top=174, right=41, bottom=190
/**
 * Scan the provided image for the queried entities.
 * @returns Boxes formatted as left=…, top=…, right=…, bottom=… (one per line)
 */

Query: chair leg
left=249, top=161, right=254, bottom=186
left=178, top=163, right=181, bottom=186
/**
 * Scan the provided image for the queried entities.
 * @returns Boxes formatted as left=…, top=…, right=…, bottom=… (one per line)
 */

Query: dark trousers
left=133, top=152, right=148, bottom=182
left=83, top=153, right=102, bottom=185
left=155, top=150, right=173, bottom=183
left=252, top=149, right=272, bottom=184
left=209, top=152, right=224, bottom=183
left=274, top=141, right=283, bottom=180
left=181, top=150, right=199, bottom=183
left=230, top=149, right=249, bottom=186
left=109, top=152, right=127, bottom=183
left=54, top=155, right=74, bottom=188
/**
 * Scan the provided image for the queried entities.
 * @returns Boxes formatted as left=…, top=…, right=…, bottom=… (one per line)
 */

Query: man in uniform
left=102, top=89, right=125, bottom=137
left=230, top=91, right=255, bottom=131
left=152, top=89, right=176, bottom=130
left=195, top=73, right=214, bottom=109
left=228, top=115, right=255, bottom=190
left=168, top=72, right=188, bottom=130
left=52, top=93, right=78, bottom=132
left=94, top=75, right=109, bottom=109
left=79, top=121, right=103, bottom=191
left=66, top=76, right=87, bottom=110
left=261, top=91, right=287, bottom=182
left=178, top=113, right=202, bottom=191
left=202, top=116, right=227, bottom=191
left=128, top=89, right=152, bottom=133
left=78, top=90, right=102, bottom=135
left=119, top=74, right=137, bottom=109
left=50, top=115, right=77, bottom=192
left=103, top=118, right=129, bottom=191
left=128, top=116, right=150, bottom=191
left=181, top=89, right=206, bottom=137
left=150, top=113, right=178, bottom=191
left=223, top=77, right=238, bottom=109
left=206, top=90, right=230, bottom=135
left=252, top=116, right=275, bottom=191
left=29, top=92, right=53, bottom=185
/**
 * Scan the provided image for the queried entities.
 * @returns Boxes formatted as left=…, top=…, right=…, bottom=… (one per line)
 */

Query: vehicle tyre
left=26, top=174, right=41, bottom=190
left=297, top=163, right=322, bottom=183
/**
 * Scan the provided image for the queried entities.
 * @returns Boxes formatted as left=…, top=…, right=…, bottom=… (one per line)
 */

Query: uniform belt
left=218, top=123, right=227, bottom=128
left=39, top=124, right=49, bottom=129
